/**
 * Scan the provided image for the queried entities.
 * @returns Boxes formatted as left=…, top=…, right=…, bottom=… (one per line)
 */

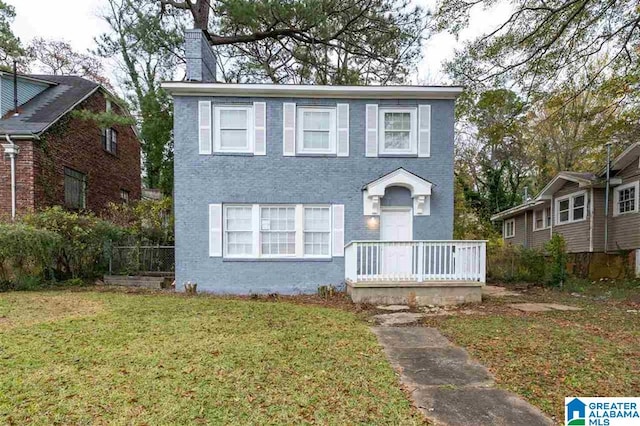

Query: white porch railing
left=344, top=240, right=486, bottom=283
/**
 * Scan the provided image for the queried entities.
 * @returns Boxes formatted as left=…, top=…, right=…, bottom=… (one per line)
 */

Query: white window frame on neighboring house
left=555, top=191, right=587, bottom=225
left=214, top=105, right=254, bottom=153
left=223, top=203, right=333, bottom=259
left=504, top=218, right=515, bottom=238
left=378, top=107, right=418, bottom=155
left=613, top=181, right=639, bottom=216
left=296, top=107, right=337, bottom=155
left=533, top=206, right=551, bottom=231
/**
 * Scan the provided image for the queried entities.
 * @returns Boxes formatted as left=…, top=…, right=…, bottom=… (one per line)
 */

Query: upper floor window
left=214, top=105, right=253, bottom=153
left=533, top=207, right=551, bottom=231
left=556, top=191, right=586, bottom=225
left=102, top=128, right=118, bottom=155
left=379, top=108, right=417, bottom=155
left=614, top=181, right=638, bottom=216
left=504, top=218, right=515, bottom=238
left=297, top=107, right=336, bottom=155
left=64, top=167, right=86, bottom=210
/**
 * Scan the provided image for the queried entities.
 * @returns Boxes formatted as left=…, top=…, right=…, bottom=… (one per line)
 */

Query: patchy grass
left=424, top=284, right=640, bottom=423
left=0, top=290, right=422, bottom=425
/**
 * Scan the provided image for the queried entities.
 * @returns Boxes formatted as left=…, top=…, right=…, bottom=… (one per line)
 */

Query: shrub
left=0, top=223, right=61, bottom=284
left=544, top=234, right=568, bottom=287
left=22, top=207, right=125, bottom=279
left=487, top=239, right=546, bottom=283
left=104, top=197, right=174, bottom=244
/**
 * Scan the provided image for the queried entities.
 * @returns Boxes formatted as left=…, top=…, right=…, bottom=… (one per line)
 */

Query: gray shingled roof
left=0, top=75, right=100, bottom=136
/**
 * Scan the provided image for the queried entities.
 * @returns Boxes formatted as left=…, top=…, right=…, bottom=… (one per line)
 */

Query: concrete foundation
left=346, top=280, right=483, bottom=306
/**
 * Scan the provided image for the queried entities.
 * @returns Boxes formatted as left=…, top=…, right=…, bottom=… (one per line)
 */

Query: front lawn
left=423, top=282, right=640, bottom=423
left=0, top=290, right=422, bottom=425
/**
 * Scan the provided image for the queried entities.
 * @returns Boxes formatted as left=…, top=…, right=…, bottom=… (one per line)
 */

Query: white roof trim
left=490, top=200, right=544, bottom=221
left=161, top=82, right=464, bottom=99
left=364, top=168, right=432, bottom=197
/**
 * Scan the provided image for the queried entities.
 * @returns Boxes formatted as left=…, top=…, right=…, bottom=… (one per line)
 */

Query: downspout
left=604, top=143, right=611, bottom=253
left=2, top=135, right=20, bottom=219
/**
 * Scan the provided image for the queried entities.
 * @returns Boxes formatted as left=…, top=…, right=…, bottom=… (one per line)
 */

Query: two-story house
left=0, top=72, right=141, bottom=219
left=492, top=143, right=640, bottom=277
left=163, top=30, right=486, bottom=305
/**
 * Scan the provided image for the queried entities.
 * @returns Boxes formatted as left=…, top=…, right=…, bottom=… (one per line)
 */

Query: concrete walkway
left=372, top=327, right=554, bottom=426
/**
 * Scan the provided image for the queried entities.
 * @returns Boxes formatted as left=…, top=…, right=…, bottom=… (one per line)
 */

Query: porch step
left=104, top=275, right=169, bottom=289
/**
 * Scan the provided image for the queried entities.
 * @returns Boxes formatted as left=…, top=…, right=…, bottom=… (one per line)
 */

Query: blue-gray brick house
left=163, top=30, right=487, bottom=305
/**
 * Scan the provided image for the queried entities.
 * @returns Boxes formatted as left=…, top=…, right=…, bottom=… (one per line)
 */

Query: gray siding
left=608, top=161, right=640, bottom=251
left=173, top=96, right=455, bottom=294
left=552, top=181, right=591, bottom=253
left=530, top=201, right=551, bottom=250
left=504, top=213, right=527, bottom=247
left=1, top=76, right=49, bottom=116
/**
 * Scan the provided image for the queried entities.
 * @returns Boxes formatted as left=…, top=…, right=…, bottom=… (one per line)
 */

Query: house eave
left=161, top=82, right=465, bottom=99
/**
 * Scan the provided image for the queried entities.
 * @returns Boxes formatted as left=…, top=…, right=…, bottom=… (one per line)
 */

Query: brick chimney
left=185, top=29, right=217, bottom=82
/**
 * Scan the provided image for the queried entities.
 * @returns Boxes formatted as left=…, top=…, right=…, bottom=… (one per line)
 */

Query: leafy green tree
left=0, top=0, right=24, bottom=69
left=96, top=0, right=181, bottom=194
left=456, top=89, right=531, bottom=224
left=159, top=0, right=428, bottom=84
left=433, top=0, right=640, bottom=92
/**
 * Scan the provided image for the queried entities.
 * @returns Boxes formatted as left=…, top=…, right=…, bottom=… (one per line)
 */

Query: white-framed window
left=614, top=181, right=639, bottom=216
left=260, top=206, right=296, bottom=257
left=555, top=191, right=587, bottom=225
left=224, top=205, right=254, bottom=257
left=534, top=206, right=551, bottom=231
left=378, top=108, right=417, bottom=155
left=214, top=105, right=253, bottom=153
left=297, top=107, right=336, bottom=154
left=223, top=204, right=334, bottom=259
left=504, top=219, right=515, bottom=238
left=304, top=206, right=331, bottom=257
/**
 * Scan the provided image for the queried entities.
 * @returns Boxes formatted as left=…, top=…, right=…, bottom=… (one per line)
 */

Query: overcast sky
left=8, top=0, right=510, bottom=89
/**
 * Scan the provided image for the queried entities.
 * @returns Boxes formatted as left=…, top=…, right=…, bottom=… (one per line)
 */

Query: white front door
left=380, top=208, right=413, bottom=276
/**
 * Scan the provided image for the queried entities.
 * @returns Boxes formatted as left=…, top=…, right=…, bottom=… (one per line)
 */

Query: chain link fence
left=108, top=245, right=175, bottom=275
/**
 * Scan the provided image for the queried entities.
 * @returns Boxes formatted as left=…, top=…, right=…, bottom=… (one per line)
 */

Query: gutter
left=161, top=82, right=465, bottom=99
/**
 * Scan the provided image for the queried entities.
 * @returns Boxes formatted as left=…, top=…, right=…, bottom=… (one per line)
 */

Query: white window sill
left=613, top=210, right=638, bottom=217
left=533, top=227, right=551, bottom=232
left=555, top=217, right=587, bottom=226
left=223, top=257, right=333, bottom=262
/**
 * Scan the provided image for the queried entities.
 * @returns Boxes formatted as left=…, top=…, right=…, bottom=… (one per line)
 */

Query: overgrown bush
left=544, top=234, right=568, bottom=287
left=103, top=197, right=174, bottom=244
left=0, top=223, right=61, bottom=284
left=487, top=239, right=546, bottom=283
left=22, top=207, right=125, bottom=279
left=487, top=234, right=569, bottom=286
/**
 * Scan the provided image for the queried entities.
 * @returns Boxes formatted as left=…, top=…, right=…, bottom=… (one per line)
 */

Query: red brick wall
left=32, top=90, right=141, bottom=213
left=0, top=140, right=36, bottom=220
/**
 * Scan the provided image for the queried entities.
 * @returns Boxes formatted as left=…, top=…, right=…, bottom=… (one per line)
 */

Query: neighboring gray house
left=162, top=30, right=486, bottom=305
left=491, top=143, right=640, bottom=277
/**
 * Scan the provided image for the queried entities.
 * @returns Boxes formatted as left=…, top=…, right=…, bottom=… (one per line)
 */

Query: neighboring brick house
left=162, top=29, right=487, bottom=305
left=0, top=72, right=141, bottom=219
left=492, top=143, right=640, bottom=276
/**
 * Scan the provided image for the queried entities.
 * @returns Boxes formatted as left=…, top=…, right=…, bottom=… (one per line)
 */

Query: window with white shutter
left=336, top=103, right=349, bottom=157
left=283, top=103, right=296, bottom=156
left=253, top=102, right=266, bottom=155
left=365, top=104, right=378, bottom=157
left=418, top=104, right=431, bottom=157
left=198, top=101, right=212, bottom=154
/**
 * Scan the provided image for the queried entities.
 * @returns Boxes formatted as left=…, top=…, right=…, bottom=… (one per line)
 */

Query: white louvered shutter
left=418, top=105, right=431, bottom=157
left=209, top=204, right=222, bottom=257
left=336, top=103, right=349, bottom=157
left=332, top=204, right=345, bottom=257
left=253, top=102, right=266, bottom=155
left=365, top=104, right=378, bottom=157
left=199, top=101, right=212, bottom=154
left=283, top=102, right=296, bottom=156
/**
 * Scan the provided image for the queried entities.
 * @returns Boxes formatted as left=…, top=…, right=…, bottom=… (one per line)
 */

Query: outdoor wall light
left=366, top=216, right=379, bottom=230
